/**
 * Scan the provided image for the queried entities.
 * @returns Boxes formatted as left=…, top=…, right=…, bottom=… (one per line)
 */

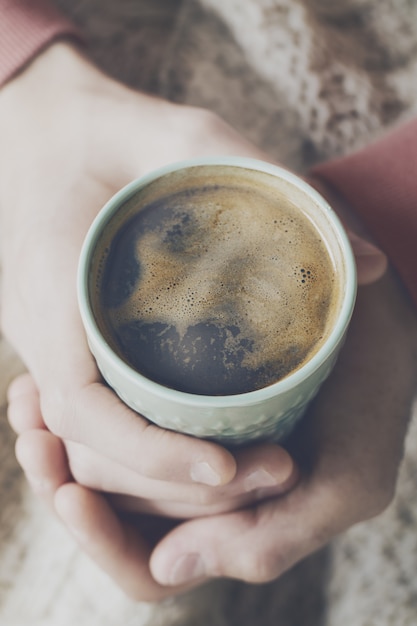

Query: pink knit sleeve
left=311, top=118, right=417, bottom=308
left=0, top=0, right=83, bottom=87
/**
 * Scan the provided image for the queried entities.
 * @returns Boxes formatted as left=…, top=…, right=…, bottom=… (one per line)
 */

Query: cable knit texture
left=0, top=1, right=417, bottom=624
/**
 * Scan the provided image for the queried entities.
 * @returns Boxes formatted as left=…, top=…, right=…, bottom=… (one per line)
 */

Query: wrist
left=0, top=40, right=173, bottom=131
left=0, top=42, right=100, bottom=115
left=0, top=43, right=100, bottom=244
left=0, top=0, right=83, bottom=88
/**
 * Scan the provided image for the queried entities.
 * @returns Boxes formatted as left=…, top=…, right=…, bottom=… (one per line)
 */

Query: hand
left=2, top=41, right=394, bottom=601
left=0, top=41, right=298, bottom=509
left=9, top=266, right=416, bottom=601
left=0, top=41, right=385, bottom=508
left=149, top=268, right=417, bottom=586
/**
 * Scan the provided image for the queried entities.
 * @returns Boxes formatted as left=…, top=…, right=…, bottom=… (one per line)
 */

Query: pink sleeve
left=311, top=118, right=417, bottom=308
left=0, top=0, right=83, bottom=87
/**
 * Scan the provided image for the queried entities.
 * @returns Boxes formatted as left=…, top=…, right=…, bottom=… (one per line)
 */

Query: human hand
left=0, top=40, right=303, bottom=523
left=9, top=266, right=416, bottom=601
left=0, top=40, right=385, bottom=509
left=2, top=40, right=395, bottom=600
left=148, top=267, right=417, bottom=587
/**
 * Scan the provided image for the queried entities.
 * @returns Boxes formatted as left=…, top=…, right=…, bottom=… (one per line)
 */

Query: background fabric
left=1, top=1, right=417, bottom=623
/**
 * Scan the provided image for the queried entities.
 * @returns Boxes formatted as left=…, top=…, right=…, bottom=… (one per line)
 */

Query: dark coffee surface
left=91, top=167, right=338, bottom=395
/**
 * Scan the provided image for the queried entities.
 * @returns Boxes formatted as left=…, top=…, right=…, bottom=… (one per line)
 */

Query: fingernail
left=244, top=469, right=278, bottom=492
left=349, top=232, right=388, bottom=284
left=349, top=233, right=384, bottom=258
left=190, top=461, right=221, bottom=486
left=169, top=553, right=206, bottom=585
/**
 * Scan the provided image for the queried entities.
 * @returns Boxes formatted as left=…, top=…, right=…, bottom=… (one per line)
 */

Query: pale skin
left=2, top=43, right=417, bottom=601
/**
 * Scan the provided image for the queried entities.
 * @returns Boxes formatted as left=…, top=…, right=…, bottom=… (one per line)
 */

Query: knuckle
left=133, top=423, right=194, bottom=481
left=132, top=423, right=169, bottom=477
left=65, top=441, right=93, bottom=486
left=123, top=422, right=184, bottom=480
left=14, top=431, right=33, bottom=466
left=179, top=106, right=227, bottom=146
left=220, top=511, right=283, bottom=584
left=40, top=386, right=77, bottom=439
left=40, top=381, right=102, bottom=441
left=352, top=467, right=398, bottom=520
left=237, top=548, right=279, bottom=584
left=194, top=486, right=222, bottom=507
left=363, top=480, right=396, bottom=518
left=184, top=106, right=220, bottom=131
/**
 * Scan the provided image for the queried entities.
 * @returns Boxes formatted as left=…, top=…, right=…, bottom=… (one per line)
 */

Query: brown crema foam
left=90, top=165, right=340, bottom=396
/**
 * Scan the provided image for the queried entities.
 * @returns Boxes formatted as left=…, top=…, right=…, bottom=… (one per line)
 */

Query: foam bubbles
left=92, top=168, right=338, bottom=395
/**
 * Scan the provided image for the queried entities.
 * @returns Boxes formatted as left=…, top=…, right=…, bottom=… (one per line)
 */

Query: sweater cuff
left=0, top=0, right=83, bottom=87
left=311, top=118, right=417, bottom=308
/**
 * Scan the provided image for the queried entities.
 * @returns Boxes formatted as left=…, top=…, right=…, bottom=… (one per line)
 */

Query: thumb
left=149, top=490, right=328, bottom=587
left=347, top=230, right=388, bottom=285
left=305, top=174, right=387, bottom=286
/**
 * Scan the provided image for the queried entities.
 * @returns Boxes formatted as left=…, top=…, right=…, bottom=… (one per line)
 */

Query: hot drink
left=89, top=164, right=340, bottom=396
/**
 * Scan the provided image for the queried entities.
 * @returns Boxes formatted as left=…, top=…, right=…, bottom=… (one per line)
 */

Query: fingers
left=14, top=425, right=297, bottom=598
left=150, top=271, right=417, bottom=588
left=8, top=372, right=298, bottom=516
left=65, top=440, right=297, bottom=518
left=149, top=478, right=353, bottom=587
left=10, top=380, right=300, bottom=601
left=6, top=297, right=238, bottom=487
left=11, top=398, right=192, bottom=601
left=8, top=372, right=237, bottom=492
left=15, top=429, right=72, bottom=508
left=13, top=424, right=191, bottom=602
left=40, top=373, right=238, bottom=486
left=7, top=373, right=45, bottom=433
left=2, top=199, right=237, bottom=489
left=15, top=426, right=300, bottom=598
left=347, top=230, right=388, bottom=285
left=31, top=366, right=237, bottom=486
left=305, top=174, right=387, bottom=286
left=10, top=374, right=73, bottom=510
left=150, top=491, right=304, bottom=586
left=54, top=484, right=191, bottom=602
left=65, top=438, right=296, bottom=499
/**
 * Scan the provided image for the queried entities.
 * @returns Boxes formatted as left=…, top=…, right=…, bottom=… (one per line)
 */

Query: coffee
left=90, top=165, right=339, bottom=396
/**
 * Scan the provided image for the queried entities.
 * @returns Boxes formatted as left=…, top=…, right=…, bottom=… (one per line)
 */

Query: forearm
left=311, top=118, right=417, bottom=308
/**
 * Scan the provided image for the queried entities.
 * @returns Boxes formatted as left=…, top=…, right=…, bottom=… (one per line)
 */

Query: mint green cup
left=78, top=157, right=356, bottom=445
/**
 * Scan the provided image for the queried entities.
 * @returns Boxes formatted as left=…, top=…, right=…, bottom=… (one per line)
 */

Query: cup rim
left=77, top=156, right=357, bottom=408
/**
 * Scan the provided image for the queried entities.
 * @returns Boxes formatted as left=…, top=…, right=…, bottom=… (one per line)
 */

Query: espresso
left=90, top=165, right=339, bottom=395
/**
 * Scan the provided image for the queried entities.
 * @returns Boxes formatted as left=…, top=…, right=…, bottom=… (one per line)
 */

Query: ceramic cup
left=77, top=157, right=357, bottom=445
